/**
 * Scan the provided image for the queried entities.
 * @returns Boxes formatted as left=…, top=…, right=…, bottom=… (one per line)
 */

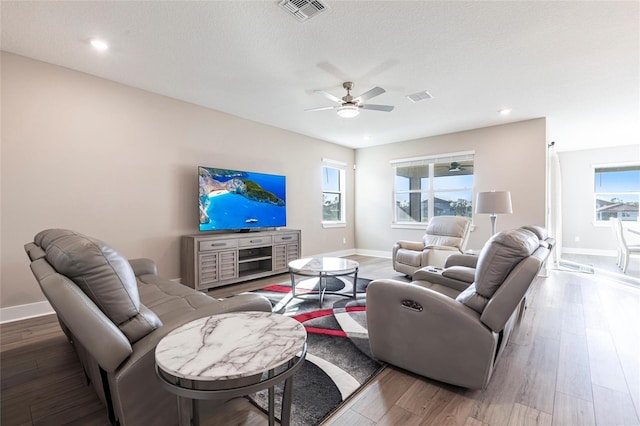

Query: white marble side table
left=155, top=311, right=307, bottom=426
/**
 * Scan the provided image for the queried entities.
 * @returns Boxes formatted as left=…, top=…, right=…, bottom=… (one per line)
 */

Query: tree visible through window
left=322, top=161, right=346, bottom=223
left=595, top=164, right=640, bottom=222
left=393, top=153, right=474, bottom=224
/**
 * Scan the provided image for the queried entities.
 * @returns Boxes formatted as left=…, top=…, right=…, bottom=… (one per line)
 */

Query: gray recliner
left=415, top=224, right=554, bottom=290
left=392, top=216, right=471, bottom=277
left=368, top=228, right=548, bottom=390
left=25, top=229, right=272, bottom=425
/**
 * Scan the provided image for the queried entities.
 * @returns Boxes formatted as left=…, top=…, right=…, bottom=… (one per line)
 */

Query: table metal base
left=290, top=268, right=359, bottom=307
left=156, top=343, right=307, bottom=426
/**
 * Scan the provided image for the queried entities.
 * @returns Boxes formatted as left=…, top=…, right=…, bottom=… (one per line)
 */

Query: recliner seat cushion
left=34, top=229, right=162, bottom=343
left=456, top=228, right=539, bottom=313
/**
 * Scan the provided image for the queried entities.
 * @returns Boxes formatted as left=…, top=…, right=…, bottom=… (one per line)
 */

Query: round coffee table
left=155, top=311, right=307, bottom=426
left=288, top=257, right=359, bottom=307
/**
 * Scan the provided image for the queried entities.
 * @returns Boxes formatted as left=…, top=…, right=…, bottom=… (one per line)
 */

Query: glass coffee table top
left=288, top=257, right=359, bottom=274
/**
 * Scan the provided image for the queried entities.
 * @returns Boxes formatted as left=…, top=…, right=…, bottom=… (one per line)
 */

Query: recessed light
left=90, top=39, right=109, bottom=51
left=498, top=108, right=512, bottom=115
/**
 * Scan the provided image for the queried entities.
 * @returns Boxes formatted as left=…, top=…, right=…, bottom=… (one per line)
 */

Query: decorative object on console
left=475, top=190, right=513, bottom=235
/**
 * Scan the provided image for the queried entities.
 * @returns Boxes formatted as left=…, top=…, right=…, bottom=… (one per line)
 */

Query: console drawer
left=238, top=236, right=273, bottom=247
left=199, top=239, right=238, bottom=252
left=274, top=233, right=299, bottom=243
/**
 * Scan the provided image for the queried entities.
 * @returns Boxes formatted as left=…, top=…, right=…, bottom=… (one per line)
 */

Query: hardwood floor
left=2, top=255, right=639, bottom=425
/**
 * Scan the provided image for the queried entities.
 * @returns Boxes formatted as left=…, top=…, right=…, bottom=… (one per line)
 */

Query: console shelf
left=181, top=229, right=301, bottom=291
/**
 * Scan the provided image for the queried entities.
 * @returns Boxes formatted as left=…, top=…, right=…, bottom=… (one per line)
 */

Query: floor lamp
left=476, top=191, right=513, bottom=235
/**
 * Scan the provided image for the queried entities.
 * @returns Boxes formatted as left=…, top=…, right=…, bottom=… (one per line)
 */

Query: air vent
left=279, top=0, right=328, bottom=22
left=406, top=90, right=434, bottom=103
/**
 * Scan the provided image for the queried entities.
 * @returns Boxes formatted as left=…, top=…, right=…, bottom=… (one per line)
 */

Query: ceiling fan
left=306, top=82, right=394, bottom=118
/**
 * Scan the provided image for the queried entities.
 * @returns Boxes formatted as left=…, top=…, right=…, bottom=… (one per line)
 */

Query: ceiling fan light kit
left=337, top=104, right=359, bottom=118
left=307, top=81, right=394, bottom=118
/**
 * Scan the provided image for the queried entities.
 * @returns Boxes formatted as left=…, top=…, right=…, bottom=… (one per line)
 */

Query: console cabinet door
left=198, top=252, right=218, bottom=288
left=197, top=250, right=238, bottom=289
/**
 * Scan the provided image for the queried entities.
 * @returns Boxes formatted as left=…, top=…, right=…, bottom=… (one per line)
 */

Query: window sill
left=391, top=223, right=428, bottom=230
left=322, top=222, right=347, bottom=229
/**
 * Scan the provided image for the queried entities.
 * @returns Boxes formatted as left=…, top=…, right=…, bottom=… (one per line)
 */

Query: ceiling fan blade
left=361, top=104, right=394, bottom=112
left=314, top=90, right=343, bottom=104
left=354, top=86, right=385, bottom=102
left=305, top=106, right=337, bottom=112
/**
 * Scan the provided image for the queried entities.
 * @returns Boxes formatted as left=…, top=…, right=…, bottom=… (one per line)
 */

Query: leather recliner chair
left=415, top=224, right=554, bottom=290
left=368, top=228, right=548, bottom=390
left=25, top=229, right=273, bottom=425
left=392, top=216, right=471, bottom=277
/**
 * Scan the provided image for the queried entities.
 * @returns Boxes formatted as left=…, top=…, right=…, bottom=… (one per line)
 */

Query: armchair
left=369, top=228, right=548, bottom=389
left=392, top=216, right=471, bottom=277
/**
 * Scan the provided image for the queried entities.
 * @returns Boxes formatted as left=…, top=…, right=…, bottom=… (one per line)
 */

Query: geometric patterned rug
left=249, top=276, right=384, bottom=426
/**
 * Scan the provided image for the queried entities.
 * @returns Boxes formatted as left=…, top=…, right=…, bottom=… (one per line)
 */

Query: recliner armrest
left=444, top=254, right=479, bottom=269
left=129, top=258, right=158, bottom=277
left=394, top=240, right=425, bottom=251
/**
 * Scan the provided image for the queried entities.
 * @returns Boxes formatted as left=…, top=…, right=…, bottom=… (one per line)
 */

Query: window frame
left=391, top=151, right=475, bottom=228
left=593, top=162, right=640, bottom=226
left=322, top=158, right=347, bottom=228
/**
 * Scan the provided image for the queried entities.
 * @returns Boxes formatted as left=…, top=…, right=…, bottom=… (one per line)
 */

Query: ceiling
left=1, top=1, right=638, bottom=152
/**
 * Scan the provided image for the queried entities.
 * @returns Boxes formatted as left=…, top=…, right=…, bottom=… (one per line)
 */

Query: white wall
left=559, top=144, right=640, bottom=254
left=354, top=119, right=547, bottom=254
left=1, top=52, right=356, bottom=310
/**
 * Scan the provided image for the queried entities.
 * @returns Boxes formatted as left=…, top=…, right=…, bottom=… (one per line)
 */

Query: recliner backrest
left=455, top=228, right=539, bottom=319
left=422, top=216, right=471, bottom=249
left=34, top=229, right=162, bottom=344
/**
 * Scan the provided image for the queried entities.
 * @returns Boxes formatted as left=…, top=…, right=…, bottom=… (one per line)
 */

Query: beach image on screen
left=198, top=167, right=286, bottom=231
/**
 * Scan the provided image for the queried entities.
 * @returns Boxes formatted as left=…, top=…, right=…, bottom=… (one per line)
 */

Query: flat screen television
left=198, top=166, right=286, bottom=232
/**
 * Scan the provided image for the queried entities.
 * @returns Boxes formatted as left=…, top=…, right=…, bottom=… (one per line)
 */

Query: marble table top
left=155, top=311, right=306, bottom=381
left=288, top=257, right=359, bottom=274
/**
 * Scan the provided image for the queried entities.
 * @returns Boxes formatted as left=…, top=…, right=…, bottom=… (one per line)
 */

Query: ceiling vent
left=279, top=0, right=328, bottom=22
left=406, top=90, right=434, bottom=103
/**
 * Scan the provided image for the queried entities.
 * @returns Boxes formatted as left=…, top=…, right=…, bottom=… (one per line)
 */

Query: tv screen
left=198, top=166, right=286, bottom=232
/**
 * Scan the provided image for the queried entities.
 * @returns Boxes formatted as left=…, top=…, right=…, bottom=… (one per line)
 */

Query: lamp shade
left=475, top=191, right=513, bottom=214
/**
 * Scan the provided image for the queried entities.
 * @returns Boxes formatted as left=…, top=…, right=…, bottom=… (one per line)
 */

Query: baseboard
left=562, top=247, right=617, bottom=257
left=355, top=249, right=391, bottom=259
left=0, top=300, right=54, bottom=324
left=309, top=248, right=358, bottom=258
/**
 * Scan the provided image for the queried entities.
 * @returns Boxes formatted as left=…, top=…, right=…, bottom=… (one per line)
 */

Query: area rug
left=248, top=275, right=383, bottom=426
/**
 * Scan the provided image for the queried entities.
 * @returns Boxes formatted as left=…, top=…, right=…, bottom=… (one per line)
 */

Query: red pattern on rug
left=291, top=306, right=366, bottom=337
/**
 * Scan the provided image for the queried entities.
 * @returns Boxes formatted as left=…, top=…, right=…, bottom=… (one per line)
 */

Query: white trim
left=562, top=247, right=617, bottom=257
left=390, top=150, right=475, bottom=165
left=355, top=249, right=392, bottom=259
left=322, top=221, right=347, bottom=228
left=322, top=158, right=347, bottom=167
left=391, top=223, right=428, bottom=230
left=0, top=300, right=55, bottom=324
left=307, top=248, right=358, bottom=258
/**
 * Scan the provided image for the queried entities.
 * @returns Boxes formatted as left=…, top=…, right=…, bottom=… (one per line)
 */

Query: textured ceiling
left=1, top=1, right=638, bottom=152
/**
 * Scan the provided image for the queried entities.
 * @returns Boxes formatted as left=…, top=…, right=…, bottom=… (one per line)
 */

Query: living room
left=1, top=1, right=639, bottom=425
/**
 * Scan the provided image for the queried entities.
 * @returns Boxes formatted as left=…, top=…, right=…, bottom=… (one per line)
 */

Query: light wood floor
left=2, top=255, right=639, bottom=425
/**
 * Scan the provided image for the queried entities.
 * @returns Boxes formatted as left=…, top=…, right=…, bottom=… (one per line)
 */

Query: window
left=594, top=164, right=640, bottom=223
left=392, top=152, right=474, bottom=225
left=322, top=159, right=346, bottom=226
